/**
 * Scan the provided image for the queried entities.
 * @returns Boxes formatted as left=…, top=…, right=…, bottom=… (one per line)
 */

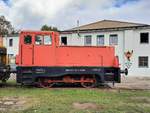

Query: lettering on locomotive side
left=65, top=69, right=86, bottom=72
left=35, top=68, right=46, bottom=73
left=65, top=68, right=102, bottom=72
left=91, top=68, right=102, bottom=72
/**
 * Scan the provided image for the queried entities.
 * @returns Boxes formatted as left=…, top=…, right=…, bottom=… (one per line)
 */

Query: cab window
left=44, top=35, right=52, bottom=45
left=35, top=35, right=43, bottom=45
left=24, top=35, right=32, bottom=44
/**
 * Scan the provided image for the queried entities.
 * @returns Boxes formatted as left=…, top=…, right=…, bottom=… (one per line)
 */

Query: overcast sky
left=0, top=0, right=150, bottom=30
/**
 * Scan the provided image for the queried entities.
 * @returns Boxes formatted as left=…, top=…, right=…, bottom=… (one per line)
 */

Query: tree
left=41, top=25, right=59, bottom=31
left=0, top=16, right=14, bottom=36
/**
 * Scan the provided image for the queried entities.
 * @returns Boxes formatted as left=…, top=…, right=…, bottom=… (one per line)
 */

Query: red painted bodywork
left=16, top=31, right=119, bottom=67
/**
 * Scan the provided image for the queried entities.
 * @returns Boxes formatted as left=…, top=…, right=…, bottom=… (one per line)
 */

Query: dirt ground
left=115, top=76, right=150, bottom=90
left=73, top=102, right=100, bottom=110
left=0, top=97, right=29, bottom=112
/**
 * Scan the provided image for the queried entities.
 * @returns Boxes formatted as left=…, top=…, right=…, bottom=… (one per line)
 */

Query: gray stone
left=4, top=101, right=14, bottom=105
left=16, top=100, right=26, bottom=105
left=0, top=108, right=6, bottom=111
left=0, top=101, right=3, bottom=104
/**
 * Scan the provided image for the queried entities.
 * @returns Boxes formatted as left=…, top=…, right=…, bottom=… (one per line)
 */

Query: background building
left=60, top=20, right=150, bottom=76
left=3, top=20, right=150, bottom=76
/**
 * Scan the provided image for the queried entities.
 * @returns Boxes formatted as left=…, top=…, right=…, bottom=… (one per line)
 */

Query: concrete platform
left=115, top=76, right=150, bottom=90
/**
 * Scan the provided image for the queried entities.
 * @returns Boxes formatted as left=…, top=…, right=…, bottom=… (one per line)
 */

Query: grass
left=0, top=80, right=150, bottom=113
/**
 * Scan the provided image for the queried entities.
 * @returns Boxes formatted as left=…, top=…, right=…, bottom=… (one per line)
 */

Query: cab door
left=33, top=34, right=54, bottom=66
left=21, top=35, right=33, bottom=65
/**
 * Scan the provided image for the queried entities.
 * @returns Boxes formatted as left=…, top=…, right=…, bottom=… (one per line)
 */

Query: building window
left=84, top=35, right=92, bottom=46
left=139, top=56, right=148, bottom=68
left=9, top=39, right=13, bottom=47
left=109, top=34, right=118, bottom=45
left=140, top=32, right=149, bottom=44
left=97, top=35, right=104, bottom=46
left=61, top=37, right=67, bottom=45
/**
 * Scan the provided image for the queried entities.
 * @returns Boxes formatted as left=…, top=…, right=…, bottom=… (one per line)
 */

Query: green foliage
left=0, top=80, right=150, bottom=113
left=41, top=24, right=59, bottom=31
left=0, top=16, right=14, bottom=36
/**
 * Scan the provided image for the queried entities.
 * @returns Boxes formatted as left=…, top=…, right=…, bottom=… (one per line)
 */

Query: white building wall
left=3, top=36, right=19, bottom=64
left=68, top=34, right=84, bottom=46
left=124, top=30, right=134, bottom=75
left=127, top=29, right=150, bottom=76
left=3, top=36, right=19, bottom=56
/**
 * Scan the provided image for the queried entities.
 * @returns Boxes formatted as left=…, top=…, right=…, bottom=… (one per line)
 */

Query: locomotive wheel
left=81, top=75, right=96, bottom=88
left=38, top=78, right=54, bottom=88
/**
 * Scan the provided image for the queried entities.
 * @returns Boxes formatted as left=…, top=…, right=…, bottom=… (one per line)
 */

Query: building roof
left=62, top=20, right=149, bottom=33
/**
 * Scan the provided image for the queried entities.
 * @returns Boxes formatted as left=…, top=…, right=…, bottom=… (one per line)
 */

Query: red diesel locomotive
left=16, top=31, right=127, bottom=88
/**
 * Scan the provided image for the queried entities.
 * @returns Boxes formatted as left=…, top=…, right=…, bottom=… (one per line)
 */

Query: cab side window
left=44, top=35, right=52, bottom=45
left=35, top=35, right=43, bottom=45
left=24, top=35, right=32, bottom=44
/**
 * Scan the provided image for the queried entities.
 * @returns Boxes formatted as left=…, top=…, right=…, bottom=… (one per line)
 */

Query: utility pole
left=77, top=20, right=80, bottom=37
